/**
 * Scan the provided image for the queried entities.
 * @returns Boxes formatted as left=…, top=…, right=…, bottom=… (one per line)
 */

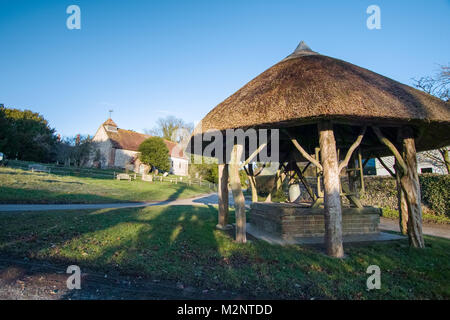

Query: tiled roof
left=103, top=118, right=118, bottom=127
left=103, top=122, right=186, bottom=159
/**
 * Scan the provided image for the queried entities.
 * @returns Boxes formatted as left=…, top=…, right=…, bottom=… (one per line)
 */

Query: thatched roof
left=197, top=41, right=450, bottom=132
left=192, top=42, right=450, bottom=153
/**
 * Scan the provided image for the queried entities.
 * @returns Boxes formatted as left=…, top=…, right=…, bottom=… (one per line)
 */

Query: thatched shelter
left=190, top=41, right=450, bottom=257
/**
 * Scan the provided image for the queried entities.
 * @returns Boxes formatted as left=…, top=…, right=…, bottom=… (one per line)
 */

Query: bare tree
left=413, top=65, right=449, bottom=102
left=413, top=65, right=450, bottom=173
left=144, top=116, right=193, bottom=142
left=55, top=135, right=93, bottom=167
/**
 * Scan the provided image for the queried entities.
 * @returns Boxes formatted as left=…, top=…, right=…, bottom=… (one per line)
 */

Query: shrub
left=420, top=174, right=450, bottom=217
left=189, top=161, right=218, bottom=183
left=254, top=175, right=276, bottom=196
left=362, top=175, right=449, bottom=219
left=138, top=137, right=170, bottom=173
left=361, top=176, right=398, bottom=209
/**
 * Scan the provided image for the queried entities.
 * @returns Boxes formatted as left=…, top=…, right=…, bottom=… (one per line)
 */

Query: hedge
left=420, top=174, right=449, bottom=217
left=356, top=174, right=449, bottom=218
left=254, top=173, right=449, bottom=218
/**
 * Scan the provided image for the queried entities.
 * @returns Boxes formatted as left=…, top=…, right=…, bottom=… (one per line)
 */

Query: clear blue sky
left=1, top=0, right=449, bottom=137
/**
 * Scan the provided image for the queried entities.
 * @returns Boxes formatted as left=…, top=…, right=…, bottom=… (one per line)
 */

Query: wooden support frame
left=377, top=154, right=407, bottom=232
left=240, top=140, right=271, bottom=203
left=239, top=142, right=268, bottom=169
left=394, top=159, right=408, bottom=235
left=372, top=127, right=407, bottom=173
left=400, top=127, right=425, bottom=248
left=315, top=147, right=323, bottom=198
left=357, top=149, right=365, bottom=194
left=243, top=164, right=264, bottom=203
left=262, top=162, right=282, bottom=203
left=216, top=163, right=232, bottom=230
left=347, top=153, right=357, bottom=194
left=338, top=126, right=366, bottom=173
left=372, top=126, right=425, bottom=248
left=262, top=153, right=291, bottom=203
left=283, top=129, right=323, bottom=171
left=292, top=163, right=317, bottom=201
left=229, top=144, right=247, bottom=243
left=318, top=121, right=344, bottom=258
left=377, top=156, right=395, bottom=177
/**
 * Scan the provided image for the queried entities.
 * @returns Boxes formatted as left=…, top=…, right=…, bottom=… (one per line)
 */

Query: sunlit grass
left=0, top=167, right=211, bottom=204
left=382, top=207, right=450, bottom=224
left=0, top=205, right=448, bottom=299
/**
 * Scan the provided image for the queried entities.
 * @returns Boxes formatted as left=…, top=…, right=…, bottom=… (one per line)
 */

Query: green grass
left=0, top=167, right=211, bottom=204
left=382, top=207, right=450, bottom=225
left=0, top=205, right=448, bottom=299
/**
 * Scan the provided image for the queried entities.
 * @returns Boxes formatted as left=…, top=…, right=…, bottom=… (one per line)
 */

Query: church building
left=90, top=118, right=189, bottom=176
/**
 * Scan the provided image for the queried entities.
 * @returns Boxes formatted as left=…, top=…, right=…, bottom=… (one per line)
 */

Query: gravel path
left=0, top=195, right=447, bottom=239
left=380, top=217, right=450, bottom=239
left=0, top=193, right=252, bottom=212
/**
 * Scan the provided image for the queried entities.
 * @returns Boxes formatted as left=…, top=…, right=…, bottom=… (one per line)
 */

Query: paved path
left=380, top=217, right=450, bottom=239
left=0, top=193, right=251, bottom=212
left=1, top=196, right=447, bottom=239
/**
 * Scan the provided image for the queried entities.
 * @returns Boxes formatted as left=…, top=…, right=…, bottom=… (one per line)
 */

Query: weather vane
left=108, top=109, right=113, bottom=119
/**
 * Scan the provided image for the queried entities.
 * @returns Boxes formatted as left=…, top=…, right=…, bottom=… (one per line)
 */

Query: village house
left=89, top=118, right=189, bottom=176
left=375, top=150, right=447, bottom=176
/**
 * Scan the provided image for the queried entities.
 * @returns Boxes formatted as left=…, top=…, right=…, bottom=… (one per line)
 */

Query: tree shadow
left=0, top=186, right=135, bottom=204
left=0, top=202, right=446, bottom=300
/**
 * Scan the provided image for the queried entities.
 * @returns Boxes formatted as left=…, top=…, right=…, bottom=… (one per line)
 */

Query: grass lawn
left=382, top=207, right=450, bottom=225
left=0, top=167, right=212, bottom=204
left=0, top=205, right=448, bottom=299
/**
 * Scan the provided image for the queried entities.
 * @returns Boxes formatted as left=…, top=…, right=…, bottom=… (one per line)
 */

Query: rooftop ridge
left=282, top=40, right=319, bottom=61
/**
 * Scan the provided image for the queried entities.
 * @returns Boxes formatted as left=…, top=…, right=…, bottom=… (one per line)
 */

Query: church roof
left=103, top=118, right=118, bottom=127
left=101, top=120, right=186, bottom=159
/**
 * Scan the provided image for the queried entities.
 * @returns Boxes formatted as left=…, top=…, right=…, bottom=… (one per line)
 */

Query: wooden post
left=342, top=151, right=363, bottom=208
left=318, top=121, right=344, bottom=258
left=373, top=126, right=424, bottom=248
left=358, top=149, right=365, bottom=194
left=276, top=169, right=282, bottom=190
left=217, top=164, right=231, bottom=229
left=347, top=154, right=357, bottom=194
left=315, top=148, right=323, bottom=197
left=230, top=144, right=246, bottom=243
left=246, top=165, right=259, bottom=203
left=394, top=159, right=408, bottom=235
left=400, top=127, right=425, bottom=248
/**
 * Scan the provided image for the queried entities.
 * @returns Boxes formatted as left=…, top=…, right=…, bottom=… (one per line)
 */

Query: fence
left=6, top=161, right=217, bottom=191
left=7, top=161, right=121, bottom=180
left=152, top=175, right=217, bottom=191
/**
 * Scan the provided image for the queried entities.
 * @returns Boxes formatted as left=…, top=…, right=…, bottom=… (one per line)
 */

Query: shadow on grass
left=0, top=201, right=449, bottom=299
left=0, top=186, right=133, bottom=204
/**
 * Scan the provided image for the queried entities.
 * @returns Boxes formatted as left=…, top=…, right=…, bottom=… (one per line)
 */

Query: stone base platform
left=246, top=223, right=405, bottom=245
left=250, top=202, right=383, bottom=240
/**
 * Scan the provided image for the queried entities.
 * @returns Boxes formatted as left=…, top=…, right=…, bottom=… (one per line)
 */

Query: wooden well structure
left=190, top=42, right=450, bottom=257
